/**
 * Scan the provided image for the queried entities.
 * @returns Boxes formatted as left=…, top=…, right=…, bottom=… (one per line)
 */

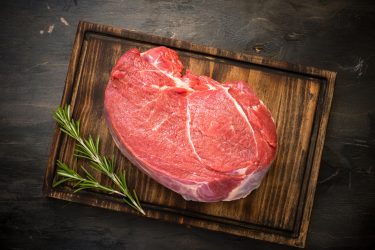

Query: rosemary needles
left=52, top=105, right=145, bottom=215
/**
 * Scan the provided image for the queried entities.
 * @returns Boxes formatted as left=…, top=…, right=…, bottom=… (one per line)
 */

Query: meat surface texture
left=104, top=46, right=277, bottom=202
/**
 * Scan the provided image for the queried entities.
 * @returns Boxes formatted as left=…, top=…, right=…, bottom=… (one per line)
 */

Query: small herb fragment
left=52, top=105, right=145, bottom=215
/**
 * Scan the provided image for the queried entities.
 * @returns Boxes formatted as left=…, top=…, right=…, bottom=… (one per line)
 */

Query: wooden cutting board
left=43, top=21, right=336, bottom=248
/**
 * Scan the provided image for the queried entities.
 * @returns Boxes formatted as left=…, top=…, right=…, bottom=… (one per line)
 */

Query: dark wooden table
left=1, top=1, right=374, bottom=249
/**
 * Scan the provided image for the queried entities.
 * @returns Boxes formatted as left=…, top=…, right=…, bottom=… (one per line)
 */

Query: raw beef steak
left=104, top=46, right=277, bottom=202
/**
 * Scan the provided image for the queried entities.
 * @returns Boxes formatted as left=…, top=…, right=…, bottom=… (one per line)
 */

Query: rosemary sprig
left=52, top=105, right=145, bottom=215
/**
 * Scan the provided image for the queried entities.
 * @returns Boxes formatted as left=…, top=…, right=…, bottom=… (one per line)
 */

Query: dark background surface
left=0, top=0, right=374, bottom=249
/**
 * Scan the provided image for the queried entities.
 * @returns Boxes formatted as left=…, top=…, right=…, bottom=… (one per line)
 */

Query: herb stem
left=53, top=105, right=145, bottom=215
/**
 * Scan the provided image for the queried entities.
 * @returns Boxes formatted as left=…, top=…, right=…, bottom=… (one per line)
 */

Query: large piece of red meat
left=104, top=46, right=277, bottom=202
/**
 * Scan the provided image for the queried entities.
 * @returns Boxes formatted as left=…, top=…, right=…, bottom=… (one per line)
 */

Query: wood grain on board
left=43, top=21, right=336, bottom=248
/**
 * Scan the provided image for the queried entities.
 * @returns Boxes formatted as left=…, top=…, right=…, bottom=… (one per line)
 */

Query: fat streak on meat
left=104, top=46, right=277, bottom=202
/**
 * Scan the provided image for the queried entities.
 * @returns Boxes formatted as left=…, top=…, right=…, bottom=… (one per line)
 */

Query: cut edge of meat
left=223, top=166, right=269, bottom=201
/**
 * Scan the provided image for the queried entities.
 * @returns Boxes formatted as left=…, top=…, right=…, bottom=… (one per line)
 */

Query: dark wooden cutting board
left=43, top=21, right=336, bottom=248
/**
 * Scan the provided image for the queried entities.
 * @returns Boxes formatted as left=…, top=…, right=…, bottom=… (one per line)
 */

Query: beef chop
left=104, top=46, right=277, bottom=202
